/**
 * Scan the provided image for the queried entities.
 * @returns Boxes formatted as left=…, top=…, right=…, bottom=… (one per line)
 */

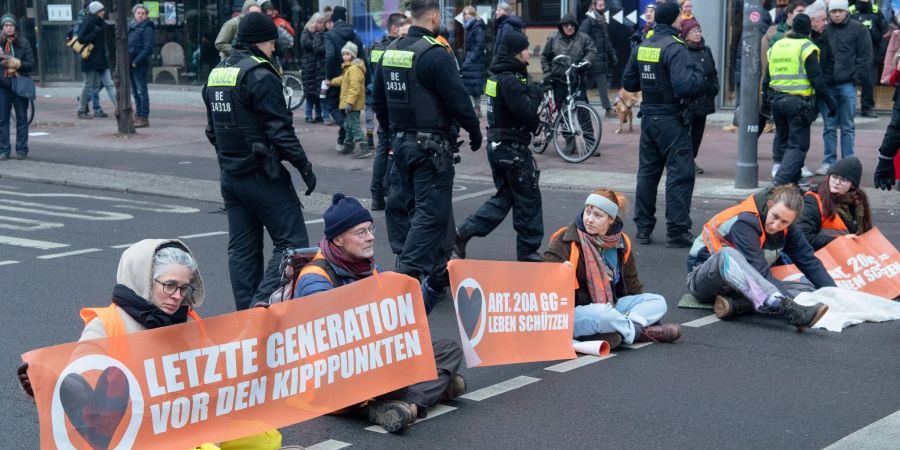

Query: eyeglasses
left=350, top=224, right=376, bottom=239
left=830, top=174, right=852, bottom=185
left=154, top=279, right=195, bottom=297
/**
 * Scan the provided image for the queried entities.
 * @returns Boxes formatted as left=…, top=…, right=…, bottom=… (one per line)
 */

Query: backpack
left=259, top=246, right=320, bottom=306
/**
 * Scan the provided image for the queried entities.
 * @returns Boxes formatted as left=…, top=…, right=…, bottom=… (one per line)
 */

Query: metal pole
left=735, top=0, right=763, bottom=189
left=35, top=0, right=45, bottom=86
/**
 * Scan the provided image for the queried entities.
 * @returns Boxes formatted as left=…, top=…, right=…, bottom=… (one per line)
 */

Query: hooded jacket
left=685, top=38, right=718, bottom=116
left=215, top=0, right=258, bottom=56
left=826, top=16, right=873, bottom=86
left=540, top=14, right=598, bottom=82
left=325, top=20, right=367, bottom=81
left=486, top=43, right=542, bottom=143
left=77, top=11, right=108, bottom=72
left=330, top=57, right=366, bottom=111
left=79, top=239, right=205, bottom=341
left=461, top=17, right=487, bottom=97
left=579, top=9, right=617, bottom=74
left=493, top=14, right=524, bottom=57
left=128, top=18, right=155, bottom=68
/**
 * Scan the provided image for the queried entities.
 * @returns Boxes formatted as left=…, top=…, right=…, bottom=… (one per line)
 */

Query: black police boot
left=775, top=297, right=828, bottom=330
left=713, top=295, right=755, bottom=320
left=666, top=231, right=695, bottom=248
left=636, top=231, right=652, bottom=245
left=453, top=227, right=470, bottom=259
left=517, top=252, right=543, bottom=262
left=371, top=195, right=385, bottom=211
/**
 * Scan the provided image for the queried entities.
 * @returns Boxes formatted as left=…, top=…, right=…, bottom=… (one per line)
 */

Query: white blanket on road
left=793, top=287, right=900, bottom=332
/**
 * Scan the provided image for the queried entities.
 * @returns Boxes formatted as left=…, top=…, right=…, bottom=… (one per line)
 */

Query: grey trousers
left=376, top=338, right=462, bottom=415
left=687, top=247, right=786, bottom=311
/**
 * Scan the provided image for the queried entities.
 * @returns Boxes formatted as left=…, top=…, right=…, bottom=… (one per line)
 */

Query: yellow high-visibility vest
left=767, top=37, right=819, bottom=96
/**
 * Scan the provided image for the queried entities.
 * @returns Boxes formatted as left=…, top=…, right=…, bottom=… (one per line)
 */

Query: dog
left=613, top=89, right=641, bottom=134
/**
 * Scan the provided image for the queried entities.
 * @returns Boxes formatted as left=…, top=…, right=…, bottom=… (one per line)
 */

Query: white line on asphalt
left=621, top=342, right=654, bottom=350
left=110, top=243, right=137, bottom=249
left=364, top=404, right=458, bottom=434
left=0, top=260, right=19, bottom=266
left=824, top=409, right=900, bottom=449
left=305, top=218, right=325, bottom=224
left=37, top=248, right=103, bottom=259
left=0, top=235, right=69, bottom=250
left=178, top=231, right=228, bottom=239
left=0, top=215, right=64, bottom=231
left=451, top=189, right=498, bottom=203
left=305, top=439, right=352, bottom=450
left=682, top=314, right=721, bottom=328
left=459, top=376, right=540, bottom=402
left=544, top=354, right=617, bottom=373
left=28, top=132, right=49, bottom=137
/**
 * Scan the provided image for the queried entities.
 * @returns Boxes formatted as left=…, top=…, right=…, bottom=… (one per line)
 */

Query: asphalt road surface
left=2, top=176, right=899, bottom=449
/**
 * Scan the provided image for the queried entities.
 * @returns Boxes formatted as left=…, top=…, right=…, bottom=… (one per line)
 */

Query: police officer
left=849, top=0, right=887, bottom=118
left=764, top=13, right=835, bottom=187
left=454, top=30, right=543, bottom=262
left=369, top=12, right=409, bottom=212
left=622, top=1, right=704, bottom=248
left=372, top=0, right=483, bottom=279
left=203, top=12, right=317, bottom=310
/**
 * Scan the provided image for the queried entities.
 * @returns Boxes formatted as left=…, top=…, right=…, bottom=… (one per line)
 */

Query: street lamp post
left=736, top=0, right=764, bottom=188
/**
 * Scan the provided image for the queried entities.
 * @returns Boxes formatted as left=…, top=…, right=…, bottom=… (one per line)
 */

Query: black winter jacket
left=685, top=39, right=718, bottom=116
left=127, top=19, right=154, bottom=68
left=0, top=34, right=35, bottom=91
left=579, top=11, right=617, bottom=74
left=461, top=18, right=486, bottom=97
left=493, top=15, right=524, bottom=57
left=797, top=192, right=861, bottom=251
left=826, top=19, right=873, bottom=86
left=540, top=14, right=598, bottom=83
left=77, top=12, right=108, bottom=72
left=486, top=46, right=541, bottom=144
left=300, top=29, right=326, bottom=94
left=325, top=21, right=367, bottom=81
left=622, top=24, right=704, bottom=115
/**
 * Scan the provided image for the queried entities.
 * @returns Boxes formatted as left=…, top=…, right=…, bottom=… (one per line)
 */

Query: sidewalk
left=5, top=84, right=897, bottom=210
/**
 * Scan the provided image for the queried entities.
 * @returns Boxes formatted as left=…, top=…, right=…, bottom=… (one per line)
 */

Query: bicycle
left=283, top=72, right=304, bottom=112
left=532, top=55, right=602, bottom=163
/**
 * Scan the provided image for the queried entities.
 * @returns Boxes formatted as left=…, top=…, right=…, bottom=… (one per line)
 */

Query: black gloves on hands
left=299, top=162, right=316, bottom=195
left=470, top=131, right=483, bottom=152
left=874, top=155, right=896, bottom=190
left=426, top=267, right=451, bottom=290
left=17, top=362, right=33, bottom=398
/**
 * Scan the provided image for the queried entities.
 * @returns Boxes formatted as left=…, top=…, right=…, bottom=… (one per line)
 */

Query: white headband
left=585, top=194, right=618, bottom=219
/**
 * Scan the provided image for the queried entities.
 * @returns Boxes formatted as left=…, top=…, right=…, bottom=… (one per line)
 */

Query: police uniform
left=202, top=13, right=317, bottom=310
left=455, top=31, right=544, bottom=261
left=372, top=24, right=483, bottom=278
left=621, top=4, right=704, bottom=247
left=764, top=14, right=834, bottom=186
left=850, top=1, right=887, bottom=116
left=368, top=35, right=397, bottom=211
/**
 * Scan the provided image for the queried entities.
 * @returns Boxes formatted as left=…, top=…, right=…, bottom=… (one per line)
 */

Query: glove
left=17, top=362, right=33, bottom=398
left=469, top=131, right=482, bottom=152
left=874, top=155, right=896, bottom=190
left=426, top=267, right=450, bottom=289
left=299, top=162, right=316, bottom=195
left=2, top=57, right=21, bottom=69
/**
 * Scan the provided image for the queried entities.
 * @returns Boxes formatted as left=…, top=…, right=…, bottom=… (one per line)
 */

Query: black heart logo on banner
left=59, top=366, right=130, bottom=450
left=456, top=285, right=483, bottom=340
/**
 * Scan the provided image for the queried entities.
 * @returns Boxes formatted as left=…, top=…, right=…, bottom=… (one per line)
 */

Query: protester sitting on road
left=798, top=157, right=872, bottom=250
left=293, top=194, right=465, bottom=434
left=15, top=239, right=282, bottom=449
left=543, top=189, right=683, bottom=345
left=685, top=185, right=834, bottom=329
left=328, top=41, right=370, bottom=158
left=0, top=13, right=34, bottom=161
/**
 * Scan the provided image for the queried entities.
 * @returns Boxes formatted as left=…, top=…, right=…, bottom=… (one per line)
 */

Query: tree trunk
left=114, top=0, right=135, bottom=134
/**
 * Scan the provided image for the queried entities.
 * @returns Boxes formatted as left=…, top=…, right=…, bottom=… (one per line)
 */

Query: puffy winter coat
left=325, top=21, right=367, bottom=81
left=579, top=10, right=617, bottom=74
left=461, top=18, right=486, bottom=97
left=540, top=14, right=597, bottom=83
left=493, top=14, right=524, bottom=56
left=77, top=12, right=108, bottom=72
left=826, top=18, right=873, bottom=86
left=330, top=58, right=366, bottom=111
left=300, top=29, right=326, bottom=94
left=685, top=40, right=718, bottom=116
left=127, top=19, right=154, bottom=68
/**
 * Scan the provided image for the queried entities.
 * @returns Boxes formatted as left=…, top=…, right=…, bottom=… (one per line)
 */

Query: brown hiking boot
left=714, top=295, right=755, bottom=320
left=367, top=400, right=415, bottom=433
left=133, top=116, right=149, bottom=128
left=777, top=298, right=828, bottom=330
left=636, top=323, right=682, bottom=343
left=438, top=374, right=466, bottom=402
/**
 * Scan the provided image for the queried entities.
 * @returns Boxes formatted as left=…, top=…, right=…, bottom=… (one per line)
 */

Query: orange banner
left=22, top=273, right=436, bottom=449
left=447, top=260, right=576, bottom=367
left=771, top=228, right=900, bottom=299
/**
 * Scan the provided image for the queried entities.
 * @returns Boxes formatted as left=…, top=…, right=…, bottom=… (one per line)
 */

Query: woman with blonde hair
left=301, top=12, right=328, bottom=123
left=543, top=189, right=682, bottom=345
left=678, top=0, right=694, bottom=20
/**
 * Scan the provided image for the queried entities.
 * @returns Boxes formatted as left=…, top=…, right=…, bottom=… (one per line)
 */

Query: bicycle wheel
left=283, top=74, right=305, bottom=111
left=531, top=120, right=551, bottom=154
left=552, top=102, right=601, bottom=163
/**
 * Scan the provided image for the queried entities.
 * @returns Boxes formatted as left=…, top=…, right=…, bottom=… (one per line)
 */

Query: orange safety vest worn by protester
left=804, top=191, right=849, bottom=234
left=549, top=226, right=632, bottom=289
left=700, top=194, right=787, bottom=254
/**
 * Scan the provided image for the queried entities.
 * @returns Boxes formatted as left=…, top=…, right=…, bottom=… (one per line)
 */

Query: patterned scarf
left=577, top=228, right=621, bottom=305
left=318, top=236, right=374, bottom=279
left=832, top=192, right=866, bottom=232
left=2, top=36, right=15, bottom=78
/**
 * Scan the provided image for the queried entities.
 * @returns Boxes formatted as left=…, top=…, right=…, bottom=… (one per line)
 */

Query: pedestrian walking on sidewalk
left=580, top=0, right=617, bottom=118
left=300, top=13, right=327, bottom=123
left=203, top=12, right=317, bottom=310
left=0, top=13, right=34, bottom=160
left=128, top=4, right=154, bottom=128
left=455, top=31, right=544, bottom=262
left=849, top=0, right=886, bottom=118
left=461, top=6, right=486, bottom=118
left=75, top=2, right=110, bottom=120
left=325, top=6, right=367, bottom=154
left=328, top=41, right=370, bottom=158
left=681, top=18, right=718, bottom=175
left=622, top=1, right=704, bottom=248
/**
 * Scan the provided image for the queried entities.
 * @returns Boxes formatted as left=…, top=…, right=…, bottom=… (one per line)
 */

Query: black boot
left=713, top=295, right=754, bottom=320
left=517, top=252, right=543, bottom=262
left=453, top=227, right=470, bottom=259
left=776, top=297, right=828, bottom=329
left=371, top=195, right=385, bottom=211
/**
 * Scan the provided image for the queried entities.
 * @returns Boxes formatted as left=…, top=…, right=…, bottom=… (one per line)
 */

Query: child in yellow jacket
left=328, top=41, right=370, bottom=158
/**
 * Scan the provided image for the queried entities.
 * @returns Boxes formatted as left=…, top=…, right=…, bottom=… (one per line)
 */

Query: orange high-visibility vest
left=804, top=191, right=848, bottom=233
left=80, top=304, right=202, bottom=359
left=549, top=227, right=632, bottom=289
left=297, top=250, right=335, bottom=284
left=701, top=194, right=787, bottom=253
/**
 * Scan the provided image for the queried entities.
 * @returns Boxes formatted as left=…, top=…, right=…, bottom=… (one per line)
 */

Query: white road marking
left=28, top=132, right=49, bottom=137
left=824, top=409, right=900, bottom=449
left=178, top=231, right=228, bottom=239
left=0, top=190, right=199, bottom=213
left=305, top=218, right=325, bottom=224
left=0, top=260, right=19, bottom=266
left=364, top=404, right=458, bottom=433
left=110, top=243, right=137, bottom=249
left=37, top=248, right=102, bottom=259
left=459, top=376, right=540, bottom=402
left=545, top=354, right=617, bottom=373
left=305, top=439, right=351, bottom=450
left=621, top=342, right=654, bottom=350
left=0, top=235, right=69, bottom=250
left=0, top=199, right=132, bottom=220
left=0, top=215, right=64, bottom=231
left=451, top=188, right=497, bottom=202
left=682, top=314, right=721, bottom=328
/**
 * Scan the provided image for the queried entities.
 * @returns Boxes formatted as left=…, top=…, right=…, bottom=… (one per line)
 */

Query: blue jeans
left=304, top=93, right=322, bottom=119
left=820, top=83, right=856, bottom=166
left=0, top=85, right=29, bottom=156
left=572, top=293, right=668, bottom=344
left=130, top=65, right=149, bottom=117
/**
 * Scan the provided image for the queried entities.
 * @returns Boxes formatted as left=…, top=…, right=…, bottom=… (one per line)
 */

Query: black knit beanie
left=332, top=6, right=347, bottom=22
left=654, top=2, right=680, bottom=26
left=237, top=12, right=278, bottom=44
left=324, top=193, right=373, bottom=241
left=792, top=14, right=812, bottom=37
left=501, top=30, right=530, bottom=55
left=827, top=157, right=863, bottom=188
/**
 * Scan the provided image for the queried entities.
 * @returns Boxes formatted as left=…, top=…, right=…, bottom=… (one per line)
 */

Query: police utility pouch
left=801, top=97, right=820, bottom=124
left=252, top=142, right=282, bottom=179
left=417, top=131, right=452, bottom=173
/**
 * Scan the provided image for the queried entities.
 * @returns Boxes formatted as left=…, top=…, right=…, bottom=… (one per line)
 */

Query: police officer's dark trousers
left=370, top=125, right=392, bottom=204
left=877, top=85, right=900, bottom=158
left=772, top=93, right=813, bottom=185
left=634, top=114, right=695, bottom=238
left=221, top=168, right=309, bottom=310
left=388, top=135, right=454, bottom=277
left=457, top=142, right=543, bottom=259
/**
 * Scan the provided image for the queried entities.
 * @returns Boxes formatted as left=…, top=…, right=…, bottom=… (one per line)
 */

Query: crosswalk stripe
left=0, top=234, right=69, bottom=250
left=459, top=376, right=540, bottom=402
left=0, top=260, right=19, bottom=266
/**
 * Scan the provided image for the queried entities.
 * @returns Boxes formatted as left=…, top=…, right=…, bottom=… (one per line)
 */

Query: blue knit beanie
left=324, top=193, right=373, bottom=241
